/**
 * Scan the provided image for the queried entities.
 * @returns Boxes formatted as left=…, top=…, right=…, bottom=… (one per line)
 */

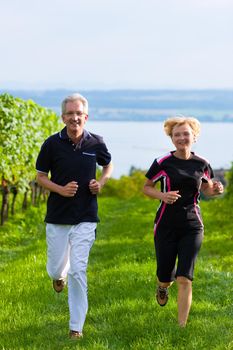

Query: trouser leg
left=68, top=222, right=96, bottom=332
left=46, top=224, right=70, bottom=280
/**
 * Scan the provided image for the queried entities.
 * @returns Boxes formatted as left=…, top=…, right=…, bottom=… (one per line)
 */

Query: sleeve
left=145, top=159, right=161, bottom=181
left=96, top=141, right=112, bottom=166
left=35, top=138, right=52, bottom=174
left=202, top=162, right=214, bottom=182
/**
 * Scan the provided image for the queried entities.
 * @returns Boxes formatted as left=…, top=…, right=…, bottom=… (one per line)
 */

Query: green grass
left=0, top=196, right=232, bottom=349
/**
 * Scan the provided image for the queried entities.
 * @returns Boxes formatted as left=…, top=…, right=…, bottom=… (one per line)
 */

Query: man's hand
left=59, top=181, right=78, bottom=197
left=89, top=179, right=102, bottom=195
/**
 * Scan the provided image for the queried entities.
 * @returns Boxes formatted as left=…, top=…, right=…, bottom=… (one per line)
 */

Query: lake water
left=86, top=121, right=233, bottom=178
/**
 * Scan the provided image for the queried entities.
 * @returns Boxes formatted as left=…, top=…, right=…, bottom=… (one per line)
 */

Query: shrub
left=101, top=170, right=146, bottom=199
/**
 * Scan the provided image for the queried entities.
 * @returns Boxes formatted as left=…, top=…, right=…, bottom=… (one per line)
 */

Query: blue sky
left=1, top=0, right=233, bottom=90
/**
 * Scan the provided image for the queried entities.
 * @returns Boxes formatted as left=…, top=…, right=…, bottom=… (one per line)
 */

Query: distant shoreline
left=1, top=89, right=233, bottom=123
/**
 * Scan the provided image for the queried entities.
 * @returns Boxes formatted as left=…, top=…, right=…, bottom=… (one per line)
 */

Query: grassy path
left=0, top=197, right=232, bottom=349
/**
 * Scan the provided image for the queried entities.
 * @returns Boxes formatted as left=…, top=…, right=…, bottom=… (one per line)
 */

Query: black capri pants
left=154, top=225, right=204, bottom=282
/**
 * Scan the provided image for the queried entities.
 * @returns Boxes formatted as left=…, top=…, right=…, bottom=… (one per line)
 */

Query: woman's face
left=171, top=123, right=195, bottom=152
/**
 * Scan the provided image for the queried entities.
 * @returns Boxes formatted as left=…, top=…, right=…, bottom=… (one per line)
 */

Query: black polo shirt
left=36, top=127, right=111, bottom=224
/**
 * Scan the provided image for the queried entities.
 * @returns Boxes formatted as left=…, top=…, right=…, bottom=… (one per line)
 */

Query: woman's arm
left=201, top=179, right=224, bottom=197
left=143, top=179, right=181, bottom=204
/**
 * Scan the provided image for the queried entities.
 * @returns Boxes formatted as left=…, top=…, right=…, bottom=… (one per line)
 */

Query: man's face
left=62, top=100, right=88, bottom=134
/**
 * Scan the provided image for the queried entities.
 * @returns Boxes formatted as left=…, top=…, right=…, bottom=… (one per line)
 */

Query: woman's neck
left=173, top=150, right=192, bottom=160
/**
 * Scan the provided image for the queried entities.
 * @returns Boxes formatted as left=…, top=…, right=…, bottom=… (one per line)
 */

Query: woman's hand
left=201, top=180, right=224, bottom=197
left=162, top=190, right=181, bottom=204
left=143, top=179, right=181, bottom=203
left=213, top=181, right=224, bottom=195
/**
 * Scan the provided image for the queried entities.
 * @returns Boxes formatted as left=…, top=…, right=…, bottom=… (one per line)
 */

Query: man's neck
left=67, top=130, right=84, bottom=144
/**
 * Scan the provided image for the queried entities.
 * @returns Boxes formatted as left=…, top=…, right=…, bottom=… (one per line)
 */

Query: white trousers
left=46, top=222, right=96, bottom=332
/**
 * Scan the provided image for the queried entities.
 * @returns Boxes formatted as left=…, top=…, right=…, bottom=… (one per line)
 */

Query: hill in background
left=1, top=89, right=233, bottom=122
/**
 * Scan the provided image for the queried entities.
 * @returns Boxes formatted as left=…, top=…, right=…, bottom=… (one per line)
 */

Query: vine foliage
left=0, top=93, right=61, bottom=224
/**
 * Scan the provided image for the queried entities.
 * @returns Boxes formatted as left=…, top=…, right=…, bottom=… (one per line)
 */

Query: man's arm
left=36, top=172, right=78, bottom=197
left=89, top=162, right=113, bottom=194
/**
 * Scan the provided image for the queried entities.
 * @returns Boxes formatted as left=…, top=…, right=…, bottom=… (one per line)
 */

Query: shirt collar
left=59, top=127, right=91, bottom=141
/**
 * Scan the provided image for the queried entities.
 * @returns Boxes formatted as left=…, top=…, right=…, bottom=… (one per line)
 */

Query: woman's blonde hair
left=164, top=116, right=201, bottom=138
